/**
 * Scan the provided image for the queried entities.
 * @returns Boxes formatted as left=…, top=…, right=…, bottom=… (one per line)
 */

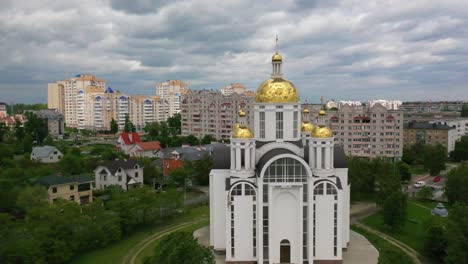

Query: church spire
left=271, top=35, right=283, bottom=78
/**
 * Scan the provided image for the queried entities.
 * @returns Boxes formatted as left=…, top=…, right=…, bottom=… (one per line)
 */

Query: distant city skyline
left=1, top=0, right=468, bottom=103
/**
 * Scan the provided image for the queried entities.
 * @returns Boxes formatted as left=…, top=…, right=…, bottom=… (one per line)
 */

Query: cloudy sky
left=1, top=0, right=468, bottom=103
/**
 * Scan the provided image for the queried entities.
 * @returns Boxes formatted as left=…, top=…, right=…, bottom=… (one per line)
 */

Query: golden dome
left=303, top=108, right=310, bottom=114
left=238, top=109, right=247, bottom=117
left=312, top=126, right=333, bottom=138
left=255, top=78, right=299, bottom=103
left=301, top=121, right=314, bottom=132
left=272, top=52, right=283, bottom=62
left=233, top=123, right=253, bottom=139
left=319, top=110, right=326, bottom=115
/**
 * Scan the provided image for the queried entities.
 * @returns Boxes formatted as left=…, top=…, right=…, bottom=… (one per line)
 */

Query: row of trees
left=450, top=135, right=468, bottom=162
left=402, top=143, right=447, bottom=175
left=0, top=186, right=183, bottom=264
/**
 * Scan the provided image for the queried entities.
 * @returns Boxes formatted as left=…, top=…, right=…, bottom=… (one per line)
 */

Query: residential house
left=116, top=132, right=141, bottom=154
left=94, top=159, right=144, bottom=190
left=31, top=146, right=63, bottom=163
left=37, top=174, right=94, bottom=204
left=128, top=141, right=161, bottom=157
left=404, top=122, right=457, bottom=153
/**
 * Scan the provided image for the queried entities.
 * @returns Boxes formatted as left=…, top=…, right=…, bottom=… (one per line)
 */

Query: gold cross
left=275, top=34, right=279, bottom=52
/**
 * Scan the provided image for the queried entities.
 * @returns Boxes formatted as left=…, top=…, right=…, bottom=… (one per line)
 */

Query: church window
left=245, top=184, right=255, bottom=195
left=326, top=183, right=337, bottom=195
left=231, top=184, right=242, bottom=196
left=253, top=203, right=257, bottom=257
left=264, top=158, right=307, bottom=183
left=276, top=112, right=283, bottom=139
left=260, top=112, right=265, bottom=138
left=313, top=203, right=316, bottom=257
left=313, top=183, right=324, bottom=195
left=263, top=184, right=268, bottom=203
left=303, top=184, right=308, bottom=202
left=303, top=206, right=308, bottom=262
left=263, top=206, right=269, bottom=261
left=293, top=111, right=298, bottom=138
left=334, top=203, right=338, bottom=256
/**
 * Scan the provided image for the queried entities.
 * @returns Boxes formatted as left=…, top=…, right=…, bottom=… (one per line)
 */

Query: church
left=209, top=45, right=350, bottom=264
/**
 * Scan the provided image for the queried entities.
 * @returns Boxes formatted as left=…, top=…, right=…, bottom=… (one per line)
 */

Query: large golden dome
left=233, top=123, right=253, bottom=139
left=312, top=126, right=333, bottom=138
left=255, top=78, right=299, bottom=103
left=301, top=121, right=314, bottom=132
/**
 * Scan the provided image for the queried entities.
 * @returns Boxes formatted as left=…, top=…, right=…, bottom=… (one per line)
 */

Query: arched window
left=264, top=158, right=307, bottom=183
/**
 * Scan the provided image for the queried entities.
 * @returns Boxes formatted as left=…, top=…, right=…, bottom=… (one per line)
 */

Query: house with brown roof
left=128, top=141, right=161, bottom=157
left=94, top=159, right=143, bottom=191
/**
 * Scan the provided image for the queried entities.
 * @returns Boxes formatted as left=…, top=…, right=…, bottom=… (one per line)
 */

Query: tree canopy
left=445, top=165, right=468, bottom=205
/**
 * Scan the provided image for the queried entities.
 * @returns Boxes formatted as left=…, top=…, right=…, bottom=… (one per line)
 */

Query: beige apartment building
left=48, top=74, right=106, bottom=128
left=156, top=80, right=189, bottom=119
left=325, top=103, right=404, bottom=158
left=181, top=89, right=254, bottom=140
left=404, top=122, right=457, bottom=153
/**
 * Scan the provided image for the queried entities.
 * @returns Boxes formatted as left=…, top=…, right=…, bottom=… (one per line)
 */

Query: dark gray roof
left=404, top=122, right=454, bottom=130
left=31, top=146, right=61, bottom=158
left=161, top=143, right=229, bottom=162
left=333, top=145, right=347, bottom=168
left=210, top=144, right=231, bottom=169
left=98, top=159, right=140, bottom=174
left=37, top=174, right=93, bottom=188
left=255, top=139, right=304, bottom=149
left=256, top=148, right=295, bottom=174
left=35, top=109, right=64, bottom=120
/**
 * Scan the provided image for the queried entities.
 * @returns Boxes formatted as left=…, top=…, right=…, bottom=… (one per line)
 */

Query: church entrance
left=280, top=239, right=291, bottom=263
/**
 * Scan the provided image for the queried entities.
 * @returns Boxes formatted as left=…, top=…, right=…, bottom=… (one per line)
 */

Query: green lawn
left=135, top=220, right=209, bottom=264
left=352, top=225, right=414, bottom=264
left=71, top=205, right=209, bottom=264
left=362, top=200, right=447, bottom=254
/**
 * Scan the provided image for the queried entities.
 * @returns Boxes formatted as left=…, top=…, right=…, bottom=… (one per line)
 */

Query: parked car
left=414, top=181, right=426, bottom=188
left=433, top=176, right=441, bottom=182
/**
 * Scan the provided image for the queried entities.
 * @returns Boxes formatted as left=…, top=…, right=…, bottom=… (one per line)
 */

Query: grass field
left=135, top=220, right=209, bottom=264
left=352, top=225, right=414, bottom=264
left=71, top=205, right=209, bottom=264
left=362, top=200, right=447, bottom=254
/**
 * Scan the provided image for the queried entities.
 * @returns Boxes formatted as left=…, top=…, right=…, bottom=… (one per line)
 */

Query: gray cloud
left=0, top=0, right=467, bottom=103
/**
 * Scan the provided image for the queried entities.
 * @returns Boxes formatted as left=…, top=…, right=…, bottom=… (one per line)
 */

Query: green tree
left=59, top=151, right=83, bottom=175
left=445, top=165, right=468, bottom=205
left=200, top=134, right=216, bottom=145
left=383, top=191, right=407, bottom=230
left=423, top=218, right=447, bottom=263
left=398, top=162, right=412, bottom=182
left=14, top=119, right=24, bottom=141
left=43, top=135, right=54, bottom=146
left=16, top=186, right=48, bottom=213
left=144, top=231, right=214, bottom=264
left=416, top=186, right=433, bottom=201
left=0, top=122, right=8, bottom=143
left=110, top=118, right=118, bottom=134
left=445, top=203, right=468, bottom=264
left=461, top=103, right=468, bottom=117
left=23, top=133, right=33, bottom=153
left=423, top=144, right=446, bottom=175
left=193, top=154, right=213, bottom=186
left=123, top=114, right=136, bottom=133
left=185, top=135, right=199, bottom=146
left=24, top=112, right=48, bottom=145
left=144, top=122, right=160, bottom=140
left=167, top=113, right=181, bottom=136
left=450, top=135, right=468, bottom=162
left=347, top=157, right=375, bottom=200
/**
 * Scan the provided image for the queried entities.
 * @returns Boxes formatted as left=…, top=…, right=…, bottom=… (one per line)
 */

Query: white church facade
left=209, top=47, right=350, bottom=264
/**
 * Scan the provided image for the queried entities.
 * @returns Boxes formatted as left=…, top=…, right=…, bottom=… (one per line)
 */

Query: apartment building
left=429, top=118, right=468, bottom=141
left=401, top=101, right=465, bottom=112
left=48, top=74, right=106, bottom=128
left=368, top=99, right=402, bottom=110
left=155, top=80, right=188, bottom=119
left=0, top=102, right=7, bottom=118
left=326, top=103, right=404, bottom=158
left=219, top=83, right=255, bottom=96
left=181, top=89, right=254, bottom=140
left=36, top=109, right=65, bottom=139
left=47, top=82, right=65, bottom=114
left=404, top=122, right=457, bottom=153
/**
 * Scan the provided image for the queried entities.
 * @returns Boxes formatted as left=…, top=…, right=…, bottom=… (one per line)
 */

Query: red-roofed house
left=128, top=141, right=162, bottom=157
left=117, top=132, right=142, bottom=153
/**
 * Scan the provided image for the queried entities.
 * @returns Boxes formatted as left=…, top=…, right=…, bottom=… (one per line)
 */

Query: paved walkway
left=194, top=226, right=379, bottom=264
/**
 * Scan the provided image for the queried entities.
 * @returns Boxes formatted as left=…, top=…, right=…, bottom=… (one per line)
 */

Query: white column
left=236, top=145, right=241, bottom=170
left=230, top=147, right=235, bottom=170
left=325, top=147, right=331, bottom=170
left=316, top=146, right=322, bottom=170
left=309, top=146, right=314, bottom=168
left=250, top=146, right=255, bottom=169
left=330, top=145, right=334, bottom=169
left=245, top=145, right=250, bottom=170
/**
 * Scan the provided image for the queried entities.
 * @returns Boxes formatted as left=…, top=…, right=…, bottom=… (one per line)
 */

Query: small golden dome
left=312, top=126, right=333, bottom=138
left=301, top=121, right=314, bottom=132
left=238, top=109, right=247, bottom=117
left=255, top=78, right=299, bottom=103
left=303, top=108, right=310, bottom=114
left=319, top=110, right=326, bottom=115
left=272, top=52, right=282, bottom=62
left=233, top=123, right=253, bottom=139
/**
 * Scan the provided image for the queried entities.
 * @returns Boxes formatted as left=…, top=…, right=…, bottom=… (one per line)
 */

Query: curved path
left=354, top=222, right=423, bottom=264
left=122, top=217, right=209, bottom=264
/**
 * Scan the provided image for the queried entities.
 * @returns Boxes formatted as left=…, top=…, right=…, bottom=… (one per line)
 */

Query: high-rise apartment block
left=181, top=89, right=254, bottom=140
left=47, top=82, right=65, bottom=114
left=156, top=80, right=189, bottom=119
left=326, top=103, right=404, bottom=158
